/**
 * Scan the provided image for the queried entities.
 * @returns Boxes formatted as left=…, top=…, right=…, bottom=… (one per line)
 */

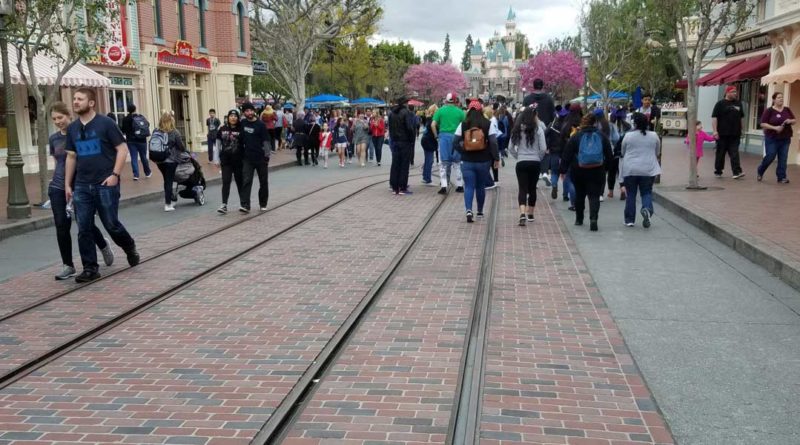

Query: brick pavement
left=478, top=185, right=674, bottom=445
left=282, top=190, right=495, bottom=445
left=0, top=182, right=442, bottom=445
left=0, top=175, right=389, bottom=376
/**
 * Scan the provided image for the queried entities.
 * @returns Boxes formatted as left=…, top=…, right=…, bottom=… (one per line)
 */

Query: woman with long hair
left=454, top=100, right=500, bottom=223
left=213, top=109, right=244, bottom=214
left=559, top=104, right=583, bottom=208
left=559, top=112, right=613, bottom=231
left=509, top=106, right=547, bottom=226
left=621, top=113, right=661, bottom=228
left=353, top=111, right=370, bottom=167
left=155, top=112, right=186, bottom=211
left=420, top=104, right=439, bottom=185
left=333, top=117, right=349, bottom=168
left=758, top=92, right=796, bottom=183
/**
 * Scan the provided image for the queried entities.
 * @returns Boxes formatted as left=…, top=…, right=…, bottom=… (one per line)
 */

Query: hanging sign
left=157, top=40, right=212, bottom=71
left=89, top=0, right=133, bottom=66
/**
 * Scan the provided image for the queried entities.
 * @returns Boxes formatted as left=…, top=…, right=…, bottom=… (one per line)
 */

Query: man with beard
left=239, top=102, right=272, bottom=212
left=388, top=96, right=417, bottom=195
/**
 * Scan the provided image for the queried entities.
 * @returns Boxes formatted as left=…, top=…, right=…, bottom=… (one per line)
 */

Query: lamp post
left=383, top=86, right=389, bottom=104
left=581, top=51, right=591, bottom=109
left=1, top=0, right=30, bottom=219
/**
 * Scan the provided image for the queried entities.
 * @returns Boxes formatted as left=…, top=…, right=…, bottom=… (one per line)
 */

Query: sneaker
left=620, top=192, right=627, bottom=200
left=402, top=190, right=413, bottom=195
left=55, top=265, right=77, bottom=281
left=100, top=238, right=114, bottom=266
left=542, top=177, right=551, bottom=187
left=757, top=175, right=763, bottom=182
left=145, top=173, right=153, bottom=178
left=438, top=187, right=448, bottom=195
left=260, top=207, right=268, bottom=211
left=563, top=195, right=569, bottom=202
left=568, top=206, right=576, bottom=211
left=501, top=158, right=506, bottom=167
left=625, top=222, right=635, bottom=227
left=599, top=196, right=605, bottom=202
left=779, top=178, right=790, bottom=184
left=551, top=187, right=558, bottom=200
left=732, top=172, right=746, bottom=179
left=575, top=219, right=583, bottom=226
left=75, top=269, right=101, bottom=283
left=590, top=220, right=598, bottom=232
left=714, top=173, right=723, bottom=178
left=125, top=247, right=140, bottom=266
left=476, top=212, right=484, bottom=219
left=641, top=208, right=651, bottom=228
left=518, top=214, right=526, bottom=226
left=239, top=206, right=250, bottom=214
left=398, top=190, right=406, bottom=195
left=485, top=184, right=497, bottom=190
left=466, top=211, right=474, bottom=223
left=164, top=204, right=175, bottom=212
left=133, top=177, right=139, bottom=181
left=526, top=214, right=534, bottom=222
left=217, top=204, right=228, bottom=214
left=377, top=162, right=381, bottom=166
left=456, top=186, right=464, bottom=193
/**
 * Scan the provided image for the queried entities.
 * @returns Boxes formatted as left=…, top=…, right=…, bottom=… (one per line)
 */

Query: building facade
left=465, top=8, right=523, bottom=102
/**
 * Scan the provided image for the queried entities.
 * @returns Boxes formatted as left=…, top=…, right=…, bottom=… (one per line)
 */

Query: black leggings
left=515, top=160, right=541, bottom=207
left=572, top=167, right=605, bottom=222
left=49, top=185, right=106, bottom=268
left=157, top=162, right=177, bottom=204
left=607, top=158, right=619, bottom=191
left=220, top=161, right=244, bottom=206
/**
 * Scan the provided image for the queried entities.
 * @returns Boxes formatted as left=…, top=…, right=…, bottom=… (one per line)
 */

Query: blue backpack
left=577, top=131, right=604, bottom=168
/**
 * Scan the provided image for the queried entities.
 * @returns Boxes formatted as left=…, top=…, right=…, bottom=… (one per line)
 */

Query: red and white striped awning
left=0, top=45, right=110, bottom=87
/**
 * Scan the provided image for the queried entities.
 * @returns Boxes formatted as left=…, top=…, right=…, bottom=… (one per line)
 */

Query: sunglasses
left=80, top=124, right=86, bottom=141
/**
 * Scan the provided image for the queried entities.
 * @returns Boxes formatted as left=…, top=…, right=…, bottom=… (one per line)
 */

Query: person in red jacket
left=370, top=109, right=386, bottom=166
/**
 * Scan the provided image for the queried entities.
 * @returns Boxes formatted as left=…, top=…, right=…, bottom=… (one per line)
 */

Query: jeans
left=422, top=150, right=434, bottom=183
left=127, top=142, right=151, bottom=178
left=758, top=137, right=790, bottom=180
left=572, top=167, right=605, bottom=223
left=390, top=141, right=413, bottom=192
left=548, top=153, right=561, bottom=187
left=72, top=182, right=135, bottom=272
left=462, top=160, right=490, bottom=212
left=207, top=135, right=216, bottom=161
left=714, top=135, right=743, bottom=175
left=372, top=136, right=384, bottom=163
left=157, top=162, right=177, bottom=205
left=49, top=185, right=107, bottom=268
left=241, top=157, right=269, bottom=208
left=515, top=160, right=541, bottom=207
left=623, top=176, right=655, bottom=223
left=438, top=133, right=462, bottom=188
left=220, top=160, right=244, bottom=206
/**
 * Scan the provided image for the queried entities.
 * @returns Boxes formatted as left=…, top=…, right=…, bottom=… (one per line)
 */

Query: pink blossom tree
left=404, top=63, right=468, bottom=102
left=519, top=51, right=584, bottom=101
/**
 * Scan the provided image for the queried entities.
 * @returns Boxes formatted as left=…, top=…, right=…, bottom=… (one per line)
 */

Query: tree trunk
left=686, top=81, right=699, bottom=188
left=35, top=105, right=50, bottom=204
left=291, top=75, right=306, bottom=110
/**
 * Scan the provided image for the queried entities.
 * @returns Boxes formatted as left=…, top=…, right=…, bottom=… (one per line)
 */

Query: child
left=319, top=123, right=332, bottom=169
left=333, top=118, right=349, bottom=168
left=685, top=121, right=715, bottom=175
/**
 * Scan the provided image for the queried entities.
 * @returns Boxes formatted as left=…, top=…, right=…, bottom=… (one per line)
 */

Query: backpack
left=148, top=129, right=169, bottom=162
left=577, top=131, right=604, bottom=168
left=463, top=126, right=487, bottom=151
left=132, top=114, right=150, bottom=138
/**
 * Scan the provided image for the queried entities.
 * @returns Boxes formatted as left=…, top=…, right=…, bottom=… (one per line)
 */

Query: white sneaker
left=100, top=238, right=114, bottom=266
left=599, top=196, right=605, bottom=202
left=485, top=184, right=497, bottom=190
left=164, top=204, right=175, bottom=212
left=55, top=265, right=77, bottom=280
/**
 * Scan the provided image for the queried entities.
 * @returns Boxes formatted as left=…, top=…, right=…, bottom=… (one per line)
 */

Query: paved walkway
left=656, top=136, right=800, bottom=289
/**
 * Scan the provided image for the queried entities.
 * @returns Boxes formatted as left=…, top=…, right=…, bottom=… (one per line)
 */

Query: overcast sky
left=373, top=0, right=582, bottom=64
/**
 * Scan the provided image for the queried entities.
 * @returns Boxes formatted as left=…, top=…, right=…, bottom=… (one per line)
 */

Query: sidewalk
left=0, top=150, right=298, bottom=241
left=655, top=136, right=800, bottom=291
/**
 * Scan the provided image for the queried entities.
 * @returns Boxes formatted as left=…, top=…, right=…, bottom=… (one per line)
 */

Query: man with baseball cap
left=431, top=93, right=466, bottom=195
left=238, top=102, right=272, bottom=211
left=712, top=85, right=745, bottom=179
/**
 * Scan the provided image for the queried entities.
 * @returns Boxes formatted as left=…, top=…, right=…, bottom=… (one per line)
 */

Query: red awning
left=719, top=54, right=769, bottom=84
left=697, top=59, right=747, bottom=86
left=675, top=79, right=688, bottom=89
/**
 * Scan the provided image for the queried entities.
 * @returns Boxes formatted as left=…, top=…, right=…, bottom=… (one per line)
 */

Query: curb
left=653, top=190, right=800, bottom=293
left=0, top=160, right=296, bottom=242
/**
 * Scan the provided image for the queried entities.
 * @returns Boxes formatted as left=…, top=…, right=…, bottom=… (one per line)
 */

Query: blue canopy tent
left=304, top=94, right=350, bottom=108
left=350, top=97, right=386, bottom=107
left=587, top=91, right=630, bottom=101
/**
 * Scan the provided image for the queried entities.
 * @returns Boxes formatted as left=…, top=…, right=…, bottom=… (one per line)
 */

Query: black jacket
left=388, top=104, right=416, bottom=143
left=559, top=127, right=613, bottom=174
left=120, top=113, right=146, bottom=142
left=523, top=91, right=556, bottom=127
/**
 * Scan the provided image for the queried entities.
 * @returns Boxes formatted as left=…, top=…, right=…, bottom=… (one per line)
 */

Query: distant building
left=464, top=7, right=525, bottom=103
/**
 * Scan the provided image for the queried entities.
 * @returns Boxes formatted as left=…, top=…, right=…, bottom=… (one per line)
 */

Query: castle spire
left=507, top=6, right=516, bottom=21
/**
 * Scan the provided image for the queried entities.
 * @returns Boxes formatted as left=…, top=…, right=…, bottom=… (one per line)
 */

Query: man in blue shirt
left=64, top=88, right=139, bottom=283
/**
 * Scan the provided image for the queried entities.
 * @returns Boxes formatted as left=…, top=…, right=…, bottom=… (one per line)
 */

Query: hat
left=241, top=102, right=255, bottom=112
left=725, top=85, right=737, bottom=95
left=468, top=99, right=483, bottom=112
left=445, top=93, right=456, bottom=103
left=592, top=108, right=605, bottom=117
left=227, top=109, right=240, bottom=118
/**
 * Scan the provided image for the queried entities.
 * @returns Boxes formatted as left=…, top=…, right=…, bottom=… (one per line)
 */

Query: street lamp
left=581, top=51, right=591, bottom=109
left=383, top=86, right=388, bottom=104
left=1, top=0, right=30, bottom=218
left=522, top=86, right=527, bottom=104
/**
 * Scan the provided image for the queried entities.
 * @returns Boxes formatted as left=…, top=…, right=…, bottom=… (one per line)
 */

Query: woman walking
left=421, top=105, right=439, bottom=185
left=509, top=106, right=547, bottom=226
left=454, top=99, right=500, bottom=223
left=621, top=113, right=661, bottom=228
left=319, top=122, right=333, bottom=168
left=560, top=113, right=613, bottom=231
left=333, top=117, right=349, bottom=168
left=559, top=104, right=583, bottom=208
left=353, top=112, right=370, bottom=167
left=214, top=109, right=244, bottom=214
left=758, top=92, right=796, bottom=183
left=154, top=112, right=186, bottom=212
left=49, top=102, right=114, bottom=280
left=370, top=110, right=386, bottom=166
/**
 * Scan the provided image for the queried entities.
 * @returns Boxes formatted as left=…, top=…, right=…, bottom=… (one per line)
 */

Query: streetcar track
left=0, top=176, right=399, bottom=391
left=0, top=173, right=388, bottom=324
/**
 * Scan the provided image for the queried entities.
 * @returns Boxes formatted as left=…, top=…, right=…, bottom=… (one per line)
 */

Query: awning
left=0, top=45, right=110, bottom=87
left=697, top=59, right=747, bottom=86
left=762, top=58, right=800, bottom=85
left=675, top=79, right=688, bottom=89
left=719, top=54, right=769, bottom=84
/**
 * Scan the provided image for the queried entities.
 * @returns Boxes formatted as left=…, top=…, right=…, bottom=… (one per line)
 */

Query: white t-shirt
left=275, top=110, right=284, bottom=128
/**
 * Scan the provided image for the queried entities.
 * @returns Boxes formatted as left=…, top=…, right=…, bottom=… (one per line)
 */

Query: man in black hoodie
left=523, top=78, right=556, bottom=127
left=239, top=102, right=271, bottom=212
left=388, top=96, right=416, bottom=195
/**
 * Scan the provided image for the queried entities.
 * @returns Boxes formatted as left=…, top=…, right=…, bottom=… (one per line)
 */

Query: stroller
left=174, top=153, right=206, bottom=206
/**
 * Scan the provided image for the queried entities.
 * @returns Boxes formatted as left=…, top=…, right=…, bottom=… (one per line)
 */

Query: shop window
left=199, top=0, right=207, bottom=48
left=153, top=0, right=163, bottom=39
left=751, top=83, right=767, bottom=133
left=178, top=0, right=186, bottom=41
left=237, top=2, right=245, bottom=53
left=108, top=89, right=135, bottom=125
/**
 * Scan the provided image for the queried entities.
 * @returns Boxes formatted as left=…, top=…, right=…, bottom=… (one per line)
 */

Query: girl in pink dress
left=685, top=121, right=716, bottom=174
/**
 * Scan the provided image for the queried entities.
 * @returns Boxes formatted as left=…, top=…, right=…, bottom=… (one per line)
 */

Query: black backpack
left=132, top=114, right=150, bottom=138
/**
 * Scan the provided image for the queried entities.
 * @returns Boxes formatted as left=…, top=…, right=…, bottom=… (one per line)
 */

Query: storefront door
left=170, top=90, right=190, bottom=146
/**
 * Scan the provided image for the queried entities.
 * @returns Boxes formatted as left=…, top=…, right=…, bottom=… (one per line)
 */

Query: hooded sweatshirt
left=509, top=121, right=547, bottom=162
left=388, top=104, right=416, bottom=143
left=523, top=91, right=556, bottom=127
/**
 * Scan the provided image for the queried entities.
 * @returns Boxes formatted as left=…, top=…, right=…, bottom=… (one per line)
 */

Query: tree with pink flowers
left=403, top=63, right=468, bottom=101
left=519, top=51, right=584, bottom=101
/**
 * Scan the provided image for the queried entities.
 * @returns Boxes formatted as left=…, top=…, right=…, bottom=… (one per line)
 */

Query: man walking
left=120, top=104, right=152, bottom=180
left=523, top=78, right=556, bottom=126
left=239, top=102, right=272, bottom=212
left=274, top=103, right=285, bottom=150
left=64, top=88, right=139, bottom=283
left=712, top=85, right=746, bottom=179
left=206, top=109, right=221, bottom=163
left=388, top=96, right=416, bottom=195
left=432, top=93, right=466, bottom=195
left=370, top=109, right=386, bottom=166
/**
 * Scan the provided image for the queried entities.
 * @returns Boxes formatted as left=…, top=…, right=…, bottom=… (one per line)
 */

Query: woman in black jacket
left=454, top=100, right=500, bottom=223
left=559, top=113, right=613, bottom=231
left=213, top=109, right=244, bottom=214
left=420, top=105, right=439, bottom=185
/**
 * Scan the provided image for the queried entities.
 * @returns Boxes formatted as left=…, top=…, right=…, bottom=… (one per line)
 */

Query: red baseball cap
left=725, top=85, right=737, bottom=94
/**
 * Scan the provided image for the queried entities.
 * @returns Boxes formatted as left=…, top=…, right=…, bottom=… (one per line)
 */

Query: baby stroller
left=174, top=153, right=206, bottom=206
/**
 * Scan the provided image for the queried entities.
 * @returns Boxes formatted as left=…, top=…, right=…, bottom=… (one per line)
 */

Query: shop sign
left=110, top=76, right=133, bottom=86
left=725, top=33, right=770, bottom=57
left=253, top=60, right=268, bottom=74
left=88, top=0, right=133, bottom=66
left=157, top=40, right=212, bottom=71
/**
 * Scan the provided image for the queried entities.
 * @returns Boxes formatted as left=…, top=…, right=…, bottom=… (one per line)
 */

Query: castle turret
left=503, top=7, right=516, bottom=60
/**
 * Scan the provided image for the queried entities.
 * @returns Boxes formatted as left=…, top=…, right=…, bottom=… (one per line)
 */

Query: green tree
left=514, top=31, right=530, bottom=59
left=372, top=40, right=419, bottom=65
left=535, top=35, right=581, bottom=56
left=443, top=34, right=451, bottom=64
left=461, top=34, right=473, bottom=71
left=423, top=50, right=441, bottom=64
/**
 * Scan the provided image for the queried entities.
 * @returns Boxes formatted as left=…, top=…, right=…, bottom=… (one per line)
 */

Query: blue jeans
left=438, top=132, right=462, bottom=188
left=548, top=154, right=561, bottom=186
left=128, top=142, right=151, bottom=178
left=563, top=171, right=575, bottom=205
left=623, top=176, right=655, bottom=223
left=372, top=136, right=384, bottom=163
left=422, top=150, right=434, bottom=183
left=758, top=137, right=790, bottom=180
left=73, top=182, right=136, bottom=271
left=462, top=160, right=490, bottom=212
